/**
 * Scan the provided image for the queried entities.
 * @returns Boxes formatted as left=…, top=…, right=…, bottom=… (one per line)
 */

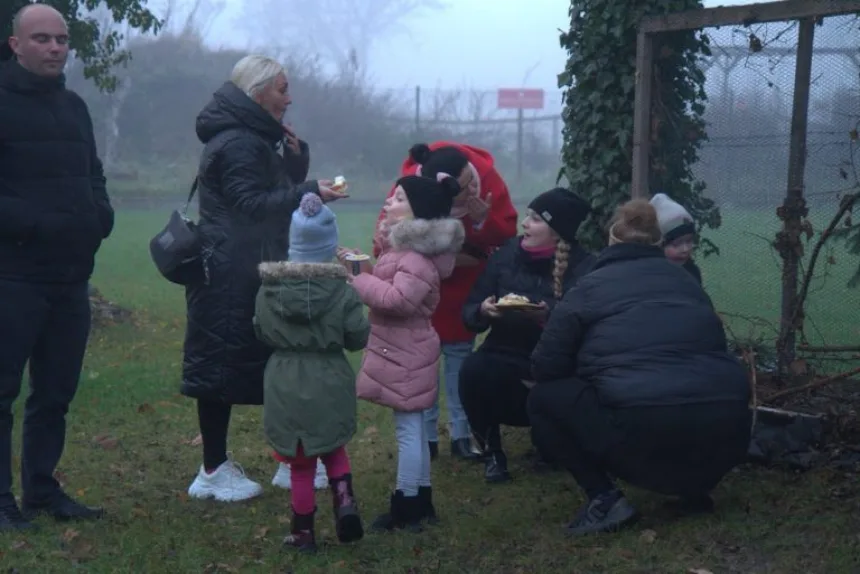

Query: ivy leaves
left=559, top=0, right=718, bottom=253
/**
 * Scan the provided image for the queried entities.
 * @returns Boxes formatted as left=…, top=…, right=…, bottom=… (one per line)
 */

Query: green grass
left=3, top=208, right=860, bottom=573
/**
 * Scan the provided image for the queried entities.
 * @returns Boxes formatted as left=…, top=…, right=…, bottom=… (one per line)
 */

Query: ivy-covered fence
left=559, top=0, right=860, bottom=394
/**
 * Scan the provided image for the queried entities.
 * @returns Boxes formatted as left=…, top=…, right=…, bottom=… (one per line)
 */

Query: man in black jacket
left=0, top=4, right=113, bottom=530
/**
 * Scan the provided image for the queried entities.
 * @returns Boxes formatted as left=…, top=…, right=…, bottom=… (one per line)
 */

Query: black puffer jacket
left=463, top=237, right=595, bottom=361
left=0, top=61, right=114, bottom=283
left=181, top=81, right=319, bottom=405
left=531, top=243, right=749, bottom=407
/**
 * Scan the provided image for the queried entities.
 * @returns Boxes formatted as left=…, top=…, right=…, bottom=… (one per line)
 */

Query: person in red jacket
left=371, top=142, right=518, bottom=460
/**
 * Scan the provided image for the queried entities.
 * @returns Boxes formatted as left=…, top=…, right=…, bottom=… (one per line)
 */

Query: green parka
left=254, top=261, right=369, bottom=458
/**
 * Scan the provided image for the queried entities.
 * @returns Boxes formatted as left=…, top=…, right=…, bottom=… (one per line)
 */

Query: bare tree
left=89, top=0, right=225, bottom=171
left=240, top=0, right=448, bottom=81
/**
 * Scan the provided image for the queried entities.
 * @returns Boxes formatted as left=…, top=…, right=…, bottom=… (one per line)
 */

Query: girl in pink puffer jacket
left=337, top=175, right=464, bottom=532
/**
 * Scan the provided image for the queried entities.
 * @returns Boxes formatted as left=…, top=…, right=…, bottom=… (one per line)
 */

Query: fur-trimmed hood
left=256, top=261, right=349, bottom=322
left=388, top=217, right=465, bottom=257
left=259, top=261, right=347, bottom=281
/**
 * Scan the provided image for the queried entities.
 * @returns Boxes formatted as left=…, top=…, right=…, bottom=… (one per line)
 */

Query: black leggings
left=197, top=399, right=232, bottom=471
left=458, top=350, right=532, bottom=452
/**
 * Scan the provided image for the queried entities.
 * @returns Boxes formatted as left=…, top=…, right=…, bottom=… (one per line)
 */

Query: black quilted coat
left=181, top=81, right=319, bottom=405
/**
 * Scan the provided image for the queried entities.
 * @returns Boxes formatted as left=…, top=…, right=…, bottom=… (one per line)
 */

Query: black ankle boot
left=450, top=438, right=481, bottom=461
left=283, top=507, right=317, bottom=553
left=418, top=486, right=438, bottom=524
left=371, top=491, right=423, bottom=532
left=330, top=474, right=363, bottom=543
left=566, top=490, right=638, bottom=536
left=484, top=451, right=512, bottom=483
left=428, top=441, right=439, bottom=460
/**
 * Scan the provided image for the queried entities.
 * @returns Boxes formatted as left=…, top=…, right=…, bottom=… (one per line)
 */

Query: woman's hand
left=466, top=192, right=492, bottom=224
left=480, top=295, right=501, bottom=319
left=318, top=180, right=349, bottom=203
left=283, top=124, right=301, bottom=155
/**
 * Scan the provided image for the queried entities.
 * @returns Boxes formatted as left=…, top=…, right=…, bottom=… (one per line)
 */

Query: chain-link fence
left=691, top=14, right=860, bottom=360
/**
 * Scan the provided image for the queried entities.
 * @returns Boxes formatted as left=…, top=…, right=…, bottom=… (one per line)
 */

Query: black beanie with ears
left=397, top=175, right=461, bottom=220
left=409, top=143, right=469, bottom=180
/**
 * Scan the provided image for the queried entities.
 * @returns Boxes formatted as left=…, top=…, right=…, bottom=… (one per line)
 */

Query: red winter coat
left=371, top=142, right=518, bottom=343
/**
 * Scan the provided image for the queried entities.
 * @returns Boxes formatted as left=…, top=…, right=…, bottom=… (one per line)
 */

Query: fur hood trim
left=258, top=261, right=347, bottom=280
left=388, top=217, right=465, bottom=257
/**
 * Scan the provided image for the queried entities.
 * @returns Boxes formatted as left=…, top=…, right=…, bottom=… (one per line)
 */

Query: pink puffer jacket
left=352, top=217, right=465, bottom=412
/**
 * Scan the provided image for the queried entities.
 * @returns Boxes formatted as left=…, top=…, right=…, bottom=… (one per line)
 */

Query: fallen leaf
left=176, top=491, right=189, bottom=503
left=10, top=539, right=31, bottom=550
left=412, top=545, right=423, bottom=556
left=253, top=526, right=269, bottom=539
left=157, top=400, right=179, bottom=408
left=333, top=560, right=347, bottom=568
left=76, top=488, right=86, bottom=498
left=92, top=434, right=119, bottom=450
left=137, top=403, right=155, bottom=414
left=60, top=528, right=80, bottom=543
left=640, top=529, right=657, bottom=543
left=190, top=434, right=203, bottom=446
left=131, top=504, right=149, bottom=518
left=688, top=569, right=714, bottom=574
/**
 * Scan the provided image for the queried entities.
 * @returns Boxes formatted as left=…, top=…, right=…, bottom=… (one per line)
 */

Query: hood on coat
left=389, top=217, right=465, bottom=258
left=258, top=261, right=349, bottom=323
left=400, top=141, right=496, bottom=181
left=196, top=81, right=284, bottom=145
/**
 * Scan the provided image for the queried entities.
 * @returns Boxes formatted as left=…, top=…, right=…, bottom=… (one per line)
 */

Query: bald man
left=0, top=4, right=112, bottom=530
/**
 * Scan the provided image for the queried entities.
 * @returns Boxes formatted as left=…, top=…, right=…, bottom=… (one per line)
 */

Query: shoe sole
left=566, top=510, right=640, bottom=536
left=188, top=486, right=263, bottom=502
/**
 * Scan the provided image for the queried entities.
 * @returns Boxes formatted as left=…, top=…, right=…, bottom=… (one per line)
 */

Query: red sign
left=497, top=88, right=545, bottom=110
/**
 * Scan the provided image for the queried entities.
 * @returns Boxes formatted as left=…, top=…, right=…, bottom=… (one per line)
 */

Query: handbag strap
left=181, top=178, right=198, bottom=217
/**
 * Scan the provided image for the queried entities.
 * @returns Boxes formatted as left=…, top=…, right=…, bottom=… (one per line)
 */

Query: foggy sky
left=208, top=0, right=753, bottom=92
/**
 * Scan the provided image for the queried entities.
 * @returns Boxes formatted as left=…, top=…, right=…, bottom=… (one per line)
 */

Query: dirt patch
left=88, top=284, right=132, bottom=328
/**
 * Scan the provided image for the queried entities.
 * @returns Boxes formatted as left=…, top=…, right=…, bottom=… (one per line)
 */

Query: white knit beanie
left=649, top=193, right=695, bottom=243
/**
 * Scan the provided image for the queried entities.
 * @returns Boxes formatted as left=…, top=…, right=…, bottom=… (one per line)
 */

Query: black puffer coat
left=462, top=237, right=595, bottom=361
left=181, top=81, right=319, bottom=405
left=531, top=243, right=749, bottom=407
left=0, top=61, right=114, bottom=283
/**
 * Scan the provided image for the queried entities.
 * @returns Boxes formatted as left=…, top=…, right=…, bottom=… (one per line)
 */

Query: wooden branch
left=641, top=0, right=860, bottom=34
left=799, top=344, right=860, bottom=353
left=764, top=365, right=860, bottom=402
left=792, top=192, right=860, bottom=329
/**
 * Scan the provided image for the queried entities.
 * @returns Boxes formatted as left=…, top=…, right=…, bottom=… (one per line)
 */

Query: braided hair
left=552, top=240, right=571, bottom=300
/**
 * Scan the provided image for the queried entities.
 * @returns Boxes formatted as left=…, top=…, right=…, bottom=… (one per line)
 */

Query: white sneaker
left=271, top=460, right=330, bottom=490
left=188, top=458, right=263, bottom=502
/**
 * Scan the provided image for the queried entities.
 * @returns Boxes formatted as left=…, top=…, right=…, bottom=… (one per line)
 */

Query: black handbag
left=149, top=179, right=208, bottom=286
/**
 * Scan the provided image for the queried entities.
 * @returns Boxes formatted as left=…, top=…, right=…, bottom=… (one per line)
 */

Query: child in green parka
left=254, top=192, right=370, bottom=553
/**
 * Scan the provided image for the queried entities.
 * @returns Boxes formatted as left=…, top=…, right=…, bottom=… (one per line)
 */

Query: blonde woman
left=181, top=55, right=346, bottom=502
left=459, top=188, right=595, bottom=483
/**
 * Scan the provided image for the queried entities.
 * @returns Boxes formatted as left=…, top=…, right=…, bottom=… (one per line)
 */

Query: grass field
left=2, top=206, right=860, bottom=573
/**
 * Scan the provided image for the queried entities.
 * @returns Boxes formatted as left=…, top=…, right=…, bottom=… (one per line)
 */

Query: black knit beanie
left=409, top=143, right=469, bottom=179
left=527, top=187, right=591, bottom=244
left=397, top=175, right=461, bottom=220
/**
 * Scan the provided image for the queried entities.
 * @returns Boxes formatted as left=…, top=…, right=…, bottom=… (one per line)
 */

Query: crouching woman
left=527, top=199, right=751, bottom=536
